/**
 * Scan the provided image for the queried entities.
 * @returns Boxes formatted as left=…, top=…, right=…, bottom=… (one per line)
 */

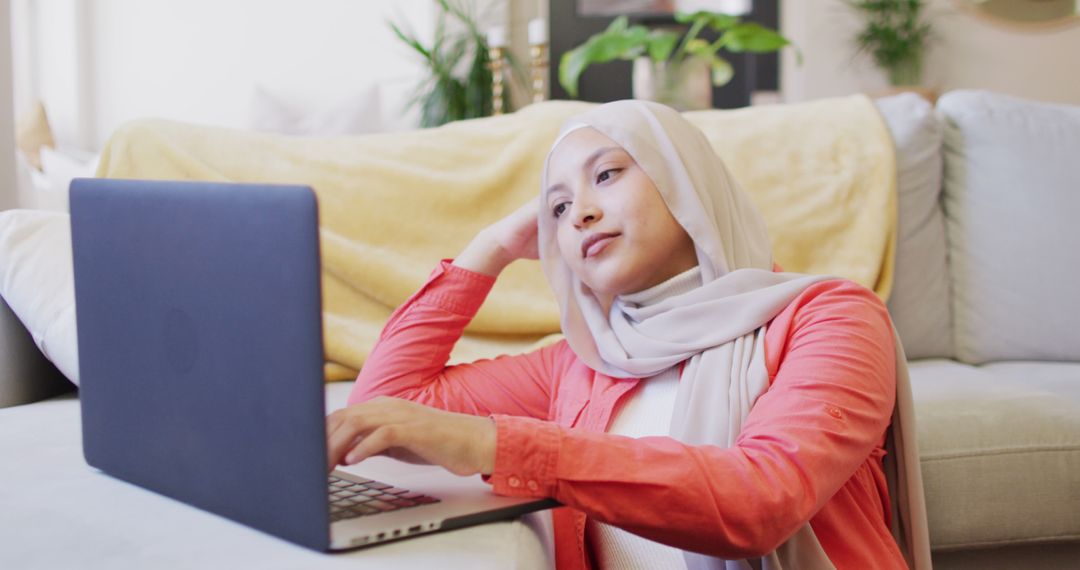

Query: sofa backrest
left=938, top=90, right=1080, bottom=364
left=876, top=93, right=954, bottom=360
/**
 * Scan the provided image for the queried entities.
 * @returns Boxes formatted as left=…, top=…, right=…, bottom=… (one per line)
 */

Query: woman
left=326, top=100, right=930, bottom=569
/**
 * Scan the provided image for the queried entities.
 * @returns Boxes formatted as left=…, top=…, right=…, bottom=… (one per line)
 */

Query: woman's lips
left=582, top=233, right=619, bottom=258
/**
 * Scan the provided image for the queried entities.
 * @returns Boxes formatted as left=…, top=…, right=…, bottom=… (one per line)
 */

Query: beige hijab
left=537, top=100, right=931, bottom=570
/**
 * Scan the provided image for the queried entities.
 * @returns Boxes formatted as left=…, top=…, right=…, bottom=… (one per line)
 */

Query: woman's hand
left=484, top=198, right=541, bottom=262
left=326, top=397, right=497, bottom=476
left=453, top=199, right=539, bottom=276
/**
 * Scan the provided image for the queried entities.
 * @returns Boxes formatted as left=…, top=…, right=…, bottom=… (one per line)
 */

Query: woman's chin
left=581, top=271, right=633, bottom=299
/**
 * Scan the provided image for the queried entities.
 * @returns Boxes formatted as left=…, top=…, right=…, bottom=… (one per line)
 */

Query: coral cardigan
left=348, top=261, right=907, bottom=569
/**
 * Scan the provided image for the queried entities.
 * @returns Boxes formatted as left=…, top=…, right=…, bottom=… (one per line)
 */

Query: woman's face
left=545, top=127, right=698, bottom=298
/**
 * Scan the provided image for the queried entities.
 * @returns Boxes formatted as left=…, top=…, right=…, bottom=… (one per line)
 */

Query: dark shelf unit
left=548, top=0, right=780, bottom=108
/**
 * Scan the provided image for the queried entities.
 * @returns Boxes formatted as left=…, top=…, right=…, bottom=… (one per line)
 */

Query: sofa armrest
left=0, top=293, right=73, bottom=408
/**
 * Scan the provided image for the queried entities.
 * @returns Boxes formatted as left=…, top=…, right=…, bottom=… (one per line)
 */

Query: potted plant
left=390, top=0, right=523, bottom=127
left=558, top=11, right=792, bottom=111
left=847, top=0, right=933, bottom=87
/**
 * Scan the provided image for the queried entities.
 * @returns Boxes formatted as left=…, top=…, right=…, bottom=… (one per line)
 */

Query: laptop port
left=408, top=525, right=422, bottom=534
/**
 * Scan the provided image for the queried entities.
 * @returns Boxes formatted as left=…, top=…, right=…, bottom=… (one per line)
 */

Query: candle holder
left=529, top=42, right=548, bottom=104
left=488, top=45, right=506, bottom=116
left=528, top=17, right=549, bottom=104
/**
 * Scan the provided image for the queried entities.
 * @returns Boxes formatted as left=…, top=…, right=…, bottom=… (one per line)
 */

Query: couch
left=1, top=89, right=1078, bottom=569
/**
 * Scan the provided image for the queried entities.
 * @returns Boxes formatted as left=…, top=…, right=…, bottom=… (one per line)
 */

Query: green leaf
left=673, top=11, right=699, bottom=24
left=558, top=20, right=649, bottom=97
left=723, top=23, right=790, bottom=53
left=607, top=29, right=650, bottom=61
left=465, top=33, right=493, bottom=117
left=607, top=15, right=630, bottom=33
left=388, top=21, right=431, bottom=61
left=441, top=0, right=481, bottom=37
left=709, top=56, right=734, bottom=86
left=674, top=10, right=739, bottom=30
left=646, top=30, right=679, bottom=62
left=705, top=13, right=740, bottom=30
left=559, top=47, right=592, bottom=98
left=684, top=38, right=714, bottom=58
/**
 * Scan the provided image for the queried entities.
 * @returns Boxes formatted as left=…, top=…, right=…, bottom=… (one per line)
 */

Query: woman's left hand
left=326, top=397, right=497, bottom=476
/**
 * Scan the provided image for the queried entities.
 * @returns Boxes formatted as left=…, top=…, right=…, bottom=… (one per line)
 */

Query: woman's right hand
left=483, top=199, right=540, bottom=262
left=453, top=199, right=539, bottom=276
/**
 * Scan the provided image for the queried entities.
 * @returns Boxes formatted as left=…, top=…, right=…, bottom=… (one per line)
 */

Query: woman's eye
left=552, top=202, right=569, bottom=218
left=596, top=169, right=619, bottom=184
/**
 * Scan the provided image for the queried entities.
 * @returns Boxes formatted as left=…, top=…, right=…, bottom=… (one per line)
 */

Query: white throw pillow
left=0, top=210, right=79, bottom=384
left=247, top=84, right=384, bottom=136
left=23, top=147, right=100, bottom=212
left=939, top=90, right=1080, bottom=364
left=874, top=93, right=952, bottom=360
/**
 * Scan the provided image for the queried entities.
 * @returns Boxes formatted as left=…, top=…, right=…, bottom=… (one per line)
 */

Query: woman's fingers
left=343, top=425, right=393, bottom=464
left=325, top=398, right=496, bottom=477
left=326, top=398, right=410, bottom=469
left=325, top=405, right=380, bottom=470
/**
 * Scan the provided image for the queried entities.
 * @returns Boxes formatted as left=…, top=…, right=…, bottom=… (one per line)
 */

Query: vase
left=632, top=57, right=712, bottom=111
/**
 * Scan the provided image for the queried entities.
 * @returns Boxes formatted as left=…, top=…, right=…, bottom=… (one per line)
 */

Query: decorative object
left=487, top=26, right=507, bottom=116
left=632, top=56, right=712, bottom=112
left=528, top=17, right=549, bottom=103
left=954, top=0, right=1080, bottom=29
left=578, top=0, right=752, bottom=17
left=558, top=10, right=792, bottom=110
left=390, top=0, right=508, bottom=127
left=847, top=0, right=933, bottom=87
left=15, top=102, right=56, bottom=171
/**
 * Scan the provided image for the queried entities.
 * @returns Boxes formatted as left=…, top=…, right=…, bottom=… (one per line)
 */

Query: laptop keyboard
left=328, top=475, right=441, bottom=522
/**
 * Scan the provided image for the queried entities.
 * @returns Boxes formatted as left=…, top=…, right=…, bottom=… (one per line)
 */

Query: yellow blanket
left=96, top=95, right=895, bottom=381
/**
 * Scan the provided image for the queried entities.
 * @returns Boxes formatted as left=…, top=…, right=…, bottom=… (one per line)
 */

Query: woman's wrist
left=452, top=231, right=515, bottom=277
left=476, top=416, right=497, bottom=476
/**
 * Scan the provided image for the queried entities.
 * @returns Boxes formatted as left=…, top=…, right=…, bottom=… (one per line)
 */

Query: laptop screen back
left=71, top=179, right=330, bottom=550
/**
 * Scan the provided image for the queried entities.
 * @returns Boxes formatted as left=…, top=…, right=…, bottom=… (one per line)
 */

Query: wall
left=13, top=0, right=552, bottom=153
left=781, top=0, right=1080, bottom=105
left=9, top=0, right=554, bottom=208
left=16, top=0, right=441, bottom=150
left=1, top=2, right=16, bottom=210
left=20, top=0, right=89, bottom=149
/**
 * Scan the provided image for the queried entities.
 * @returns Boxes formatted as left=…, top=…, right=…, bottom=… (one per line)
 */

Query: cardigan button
left=508, top=476, right=522, bottom=488
left=827, top=406, right=843, bottom=419
left=526, top=480, right=539, bottom=491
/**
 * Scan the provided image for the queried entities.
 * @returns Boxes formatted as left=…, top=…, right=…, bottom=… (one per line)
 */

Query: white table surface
left=0, top=383, right=555, bottom=569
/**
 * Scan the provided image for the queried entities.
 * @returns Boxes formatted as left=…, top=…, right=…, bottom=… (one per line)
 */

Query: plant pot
left=632, top=57, right=712, bottom=111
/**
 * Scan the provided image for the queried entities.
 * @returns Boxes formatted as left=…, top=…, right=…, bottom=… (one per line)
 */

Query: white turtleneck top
left=586, top=266, right=701, bottom=570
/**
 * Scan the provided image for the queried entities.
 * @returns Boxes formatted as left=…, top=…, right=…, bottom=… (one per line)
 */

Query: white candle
left=487, top=26, right=507, bottom=48
left=528, top=18, right=547, bottom=45
left=720, top=0, right=752, bottom=15
left=676, top=0, right=751, bottom=15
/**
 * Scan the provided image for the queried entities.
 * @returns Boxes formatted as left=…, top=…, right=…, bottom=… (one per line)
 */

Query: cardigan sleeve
left=484, top=280, right=897, bottom=559
left=347, top=260, right=560, bottom=421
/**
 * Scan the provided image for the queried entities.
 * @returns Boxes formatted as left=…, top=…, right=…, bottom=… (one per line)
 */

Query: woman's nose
left=571, top=200, right=601, bottom=228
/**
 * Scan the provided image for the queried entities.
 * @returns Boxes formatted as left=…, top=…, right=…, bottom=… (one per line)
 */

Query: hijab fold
left=538, top=100, right=931, bottom=570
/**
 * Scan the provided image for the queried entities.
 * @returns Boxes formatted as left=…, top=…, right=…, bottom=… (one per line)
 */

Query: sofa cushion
left=909, top=359, right=1080, bottom=550
left=0, top=210, right=79, bottom=384
left=938, top=91, right=1080, bottom=364
left=0, top=385, right=555, bottom=569
left=874, top=94, right=952, bottom=359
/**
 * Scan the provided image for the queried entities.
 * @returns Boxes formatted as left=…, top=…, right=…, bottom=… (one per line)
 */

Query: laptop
left=69, top=178, right=557, bottom=552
